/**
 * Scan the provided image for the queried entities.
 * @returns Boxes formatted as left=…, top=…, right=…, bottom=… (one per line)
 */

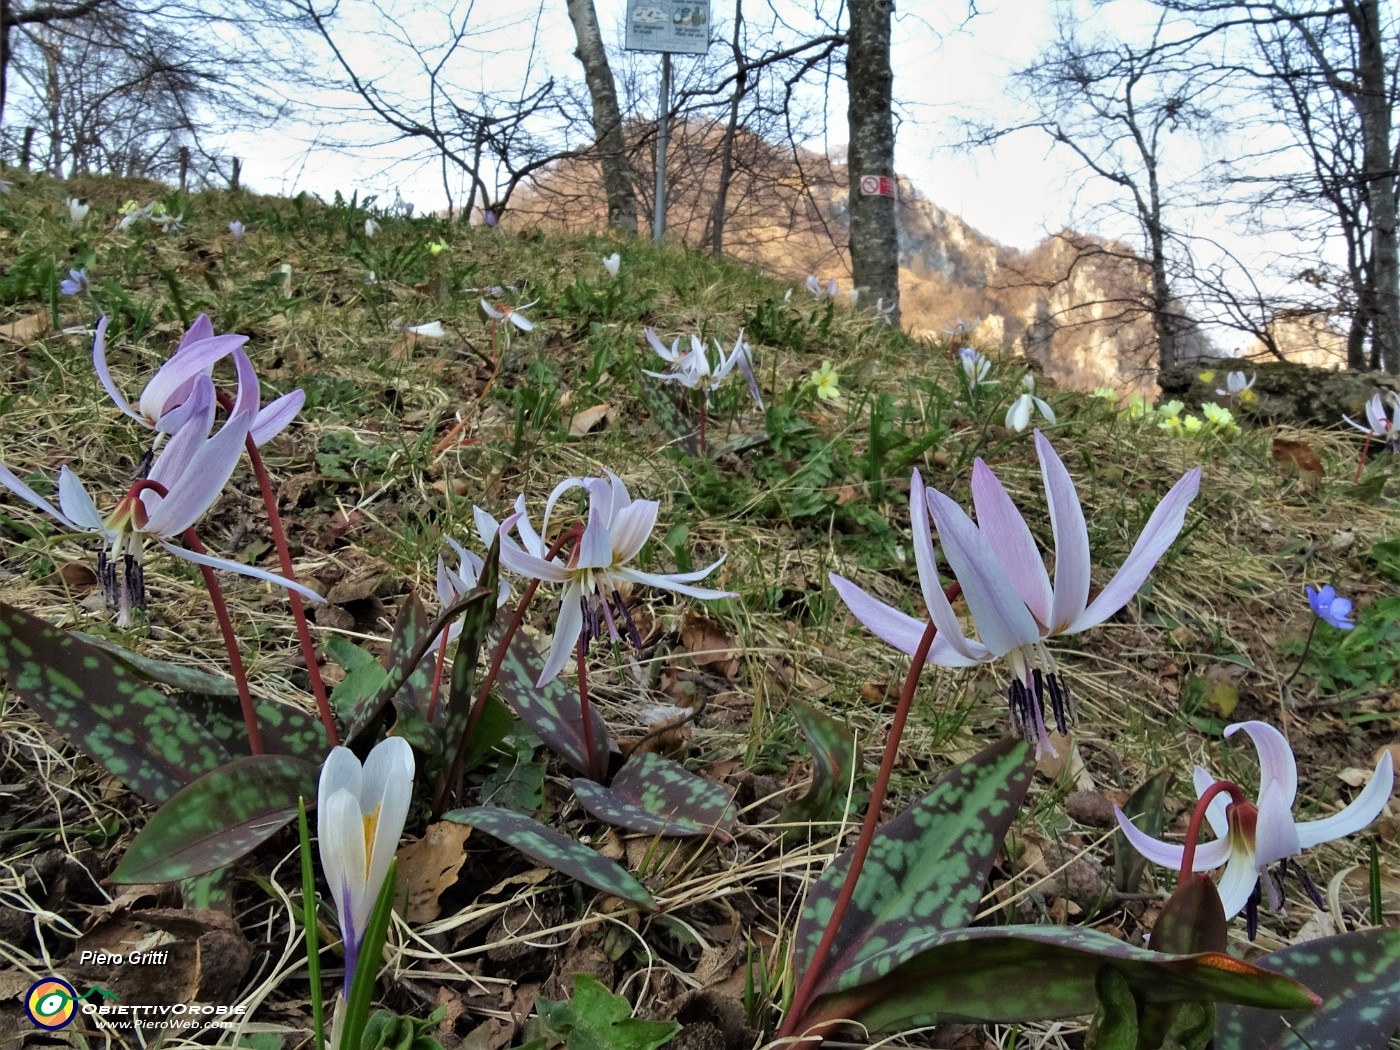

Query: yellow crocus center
left=362, top=804, right=381, bottom=881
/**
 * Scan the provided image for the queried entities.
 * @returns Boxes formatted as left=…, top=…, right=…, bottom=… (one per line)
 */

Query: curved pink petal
left=138, top=334, right=247, bottom=421
left=537, top=586, right=585, bottom=685
left=1227, top=721, right=1298, bottom=811
left=499, top=534, right=568, bottom=583
left=1069, top=467, right=1202, bottom=633
left=250, top=389, right=305, bottom=446
left=145, top=376, right=216, bottom=496
left=541, top=477, right=587, bottom=540
left=1193, top=766, right=1230, bottom=838
left=970, top=457, right=1052, bottom=626
left=159, top=540, right=326, bottom=603
left=175, top=314, right=215, bottom=353
left=925, top=485, right=1043, bottom=657
left=610, top=500, right=658, bottom=565
left=576, top=480, right=614, bottom=570
left=58, top=466, right=105, bottom=531
left=0, top=462, right=87, bottom=531
left=1034, top=431, right=1090, bottom=632
left=1296, top=748, right=1394, bottom=849
left=1114, top=807, right=1188, bottom=869
left=911, top=471, right=987, bottom=663
left=830, top=572, right=931, bottom=658
left=614, top=566, right=735, bottom=600
left=92, top=316, right=147, bottom=426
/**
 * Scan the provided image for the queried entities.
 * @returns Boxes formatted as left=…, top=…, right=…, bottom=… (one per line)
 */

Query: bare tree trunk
left=846, top=0, right=899, bottom=323
left=1354, top=0, right=1399, bottom=371
left=705, top=0, right=744, bottom=257
left=566, top=0, right=637, bottom=235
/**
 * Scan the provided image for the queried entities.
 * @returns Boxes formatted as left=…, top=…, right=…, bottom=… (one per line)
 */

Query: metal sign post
left=624, top=1, right=710, bottom=244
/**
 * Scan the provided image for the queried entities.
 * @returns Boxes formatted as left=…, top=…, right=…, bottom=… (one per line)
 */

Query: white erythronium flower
left=1343, top=392, right=1400, bottom=449
left=496, top=470, right=736, bottom=685
left=93, top=314, right=304, bottom=447
left=1116, top=721, right=1393, bottom=922
left=317, top=737, right=414, bottom=995
left=0, top=349, right=323, bottom=624
left=364, top=218, right=380, bottom=237
left=1216, top=370, right=1257, bottom=402
left=436, top=513, right=511, bottom=646
left=228, top=221, right=245, bottom=240
left=68, top=198, right=90, bottom=224
left=806, top=274, right=838, bottom=299
left=1006, top=374, right=1055, bottom=432
left=397, top=320, right=445, bottom=339
left=480, top=298, right=538, bottom=332
left=642, top=329, right=763, bottom=408
left=602, top=253, right=620, bottom=277
left=830, top=431, right=1201, bottom=756
left=958, top=347, right=998, bottom=391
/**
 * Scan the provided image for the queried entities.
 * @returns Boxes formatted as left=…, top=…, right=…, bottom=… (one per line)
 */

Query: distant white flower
left=1216, top=370, right=1257, bottom=404
left=364, top=218, right=380, bottom=237
left=783, top=288, right=793, bottom=304
left=0, top=179, right=13, bottom=194
left=397, top=321, right=444, bottom=339
left=959, top=348, right=997, bottom=391
left=480, top=298, right=537, bottom=332
left=806, top=274, right=838, bottom=299
left=1006, top=374, right=1055, bottom=432
left=849, top=288, right=860, bottom=307
left=1343, top=392, right=1399, bottom=445
left=228, top=221, right=245, bottom=241
left=68, top=198, right=90, bottom=224
left=602, top=253, right=621, bottom=277
left=874, top=297, right=896, bottom=324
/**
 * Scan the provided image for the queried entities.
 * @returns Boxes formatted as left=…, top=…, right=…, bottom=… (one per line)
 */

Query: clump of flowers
left=1201, top=402, right=1239, bottom=436
left=806, top=274, right=839, bottom=299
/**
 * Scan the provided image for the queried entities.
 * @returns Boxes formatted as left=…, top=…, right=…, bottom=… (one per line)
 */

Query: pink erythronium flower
left=0, top=348, right=323, bottom=624
left=830, top=430, right=1201, bottom=756
left=436, top=513, right=511, bottom=646
left=1344, top=392, right=1399, bottom=448
left=1115, top=721, right=1393, bottom=922
left=92, top=314, right=304, bottom=447
left=480, top=298, right=537, bottom=332
left=642, top=329, right=763, bottom=408
left=495, top=470, right=736, bottom=685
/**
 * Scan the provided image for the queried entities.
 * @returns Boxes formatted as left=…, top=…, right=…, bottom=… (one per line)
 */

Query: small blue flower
left=59, top=268, right=88, bottom=296
left=1306, top=584, right=1355, bottom=630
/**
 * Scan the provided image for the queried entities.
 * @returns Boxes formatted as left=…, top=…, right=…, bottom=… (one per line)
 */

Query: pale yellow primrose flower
left=1125, top=394, right=1153, bottom=420
left=810, top=361, right=841, bottom=400
left=1092, top=387, right=1119, bottom=402
left=318, top=737, right=414, bottom=996
left=1197, top=370, right=1216, bottom=384
left=1182, top=414, right=1204, bottom=436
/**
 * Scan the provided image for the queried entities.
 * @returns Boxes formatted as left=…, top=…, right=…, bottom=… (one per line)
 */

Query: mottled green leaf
left=537, top=974, right=681, bottom=1050
left=1115, top=767, right=1173, bottom=893
left=441, top=805, right=654, bottom=908
left=488, top=624, right=611, bottom=777
left=793, top=737, right=1034, bottom=998
left=1135, top=874, right=1227, bottom=1048
left=74, top=632, right=241, bottom=696
left=343, top=594, right=432, bottom=741
left=110, top=754, right=319, bottom=882
left=1217, top=927, right=1400, bottom=1050
left=460, top=694, right=515, bottom=775
left=0, top=601, right=231, bottom=804
left=173, top=691, right=325, bottom=758
left=803, top=925, right=1318, bottom=1033
left=778, top=700, right=858, bottom=828
left=480, top=736, right=547, bottom=813
left=573, top=753, right=736, bottom=838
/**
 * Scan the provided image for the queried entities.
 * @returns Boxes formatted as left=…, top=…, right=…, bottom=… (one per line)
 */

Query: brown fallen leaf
left=568, top=403, right=611, bottom=437
left=0, top=311, right=50, bottom=344
left=398, top=821, right=472, bottom=923
left=1271, top=437, right=1324, bottom=484
left=681, top=610, right=739, bottom=675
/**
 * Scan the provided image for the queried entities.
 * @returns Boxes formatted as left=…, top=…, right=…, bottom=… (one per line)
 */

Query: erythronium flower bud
left=1216, top=370, right=1257, bottom=403
left=831, top=431, right=1201, bottom=756
left=68, top=198, right=89, bottom=224
left=317, top=737, right=414, bottom=996
left=228, top=221, right=245, bottom=241
left=494, top=470, right=736, bottom=685
left=1115, top=721, right=1393, bottom=923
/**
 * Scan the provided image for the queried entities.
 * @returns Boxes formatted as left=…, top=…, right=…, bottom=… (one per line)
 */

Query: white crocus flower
left=1216, top=370, right=1257, bottom=402
left=830, top=431, right=1201, bottom=757
left=602, top=253, right=621, bottom=277
left=1116, top=721, right=1393, bottom=921
left=317, top=737, right=414, bottom=995
left=496, top=471, right=735, bottom=685
left=1006, top=374, right=1056, bottom=432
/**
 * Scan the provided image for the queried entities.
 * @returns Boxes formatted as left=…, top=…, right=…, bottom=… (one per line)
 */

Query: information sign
left=625, top=1, right=711, bottom=54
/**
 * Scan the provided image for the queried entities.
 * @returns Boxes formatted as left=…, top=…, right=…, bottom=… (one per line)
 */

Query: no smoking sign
left=859, top=175, right=897, bottom=197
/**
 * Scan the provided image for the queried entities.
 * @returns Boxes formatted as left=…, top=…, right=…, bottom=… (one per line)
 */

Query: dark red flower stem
left=777, top=584, right=961, bottom=1043
left=431, top=524, right=581, bottom=817
left=576, top=631, right=602, bottom=783
left=216, top=391, right=338, bottom=746
left=181, top=526, right=264, bottom=755
left=1178, top=779, right=1250, bottom=885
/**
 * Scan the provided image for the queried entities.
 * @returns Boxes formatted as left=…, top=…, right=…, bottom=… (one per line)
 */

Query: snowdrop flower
left=93, top=315, right=304, bottom=447
left=496, top=471, right=736, bottom=684
left=830, top=431, right=1201, bottom=756
left=396, top=320, right=445, bottom=339
left=68, top=198, right=89, bottom=224
left=364, top=218, right=380, bottom=237
left=642, top=330, right=763, bottom=408
left=59, top=268, right=88, bottom=296
left=809, top=361, right=841, bottom=400
left=318, top=737, right=414, bottom=995
left=1216, top=370, right=1257, bottom=404
left=480, top=298, right=537, bottom=333
left=1006, top=374, right=1055, bottom=432
left=959, top=348, right=997, bottom=391
left=1343, top=392, right=1399, bottom=450
left=228, top=221, right=245, bottom=241
left=602, top=253, right=621, bottom=277
left=1305, top=584, right=1354, bottom=630
left=1116, top=721, right=1393, bottom=922
left=0, top=350, right=322, bottom=624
